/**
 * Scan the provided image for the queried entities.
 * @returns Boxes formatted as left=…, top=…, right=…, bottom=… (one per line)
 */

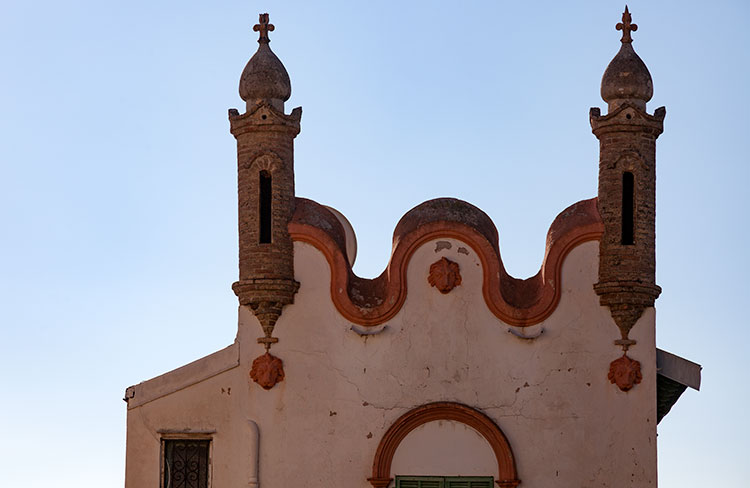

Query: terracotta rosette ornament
left=250, top=352, right=285, bottom=390
left=608, top=353, right=642, bottom=392
left=428, top=257, right=462, bottom=294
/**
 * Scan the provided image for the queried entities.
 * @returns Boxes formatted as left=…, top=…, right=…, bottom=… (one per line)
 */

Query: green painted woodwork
left=395, top=476, right=493, bottom=488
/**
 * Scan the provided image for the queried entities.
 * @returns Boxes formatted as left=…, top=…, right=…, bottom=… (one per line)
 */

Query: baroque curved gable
left=289, top=196, right=604, bottom=327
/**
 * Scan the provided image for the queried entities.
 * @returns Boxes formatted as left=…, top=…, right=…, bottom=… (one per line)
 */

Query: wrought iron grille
left=163, top=439, right=210, bottom=488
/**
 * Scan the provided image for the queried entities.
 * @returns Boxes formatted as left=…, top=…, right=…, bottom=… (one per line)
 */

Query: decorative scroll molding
left=368, top=402, right=520, bottom=488
left=289, top=197, right=603, bottom=328
left=428, top=257, right=462, bottom=294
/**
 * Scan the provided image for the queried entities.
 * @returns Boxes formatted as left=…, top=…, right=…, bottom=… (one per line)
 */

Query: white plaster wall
left=125, top=366, right=250, bottom=488
left=125, top=237, right=657, bottom=488
left=390, top=420, right=496, bottom=477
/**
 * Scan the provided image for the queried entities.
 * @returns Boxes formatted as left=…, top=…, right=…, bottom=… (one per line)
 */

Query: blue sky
left=1, top=1, right=748, bottom=486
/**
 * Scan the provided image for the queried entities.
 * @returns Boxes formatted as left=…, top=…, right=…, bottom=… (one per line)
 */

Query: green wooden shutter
left=396, top=476, right=493, bottom=488
left=445, top=476, right=494, bottom=488
left=396, top=476, right=445, bottom=488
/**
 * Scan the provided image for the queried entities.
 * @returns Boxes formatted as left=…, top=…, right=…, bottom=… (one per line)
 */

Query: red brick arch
left=368, top=402, right=521, bottom=488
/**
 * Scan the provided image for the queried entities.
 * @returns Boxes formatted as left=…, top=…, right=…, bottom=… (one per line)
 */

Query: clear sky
left=0, top=1, right=747, bottom=486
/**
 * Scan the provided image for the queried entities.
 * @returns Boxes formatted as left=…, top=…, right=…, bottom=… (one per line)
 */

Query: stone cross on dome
left=253, top=13, right=275, bottom=43
left=616, top=6, right=638, bottom=43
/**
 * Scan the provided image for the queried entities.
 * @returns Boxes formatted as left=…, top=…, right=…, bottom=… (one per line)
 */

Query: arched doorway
left=368, top=402, right=520, bottom=488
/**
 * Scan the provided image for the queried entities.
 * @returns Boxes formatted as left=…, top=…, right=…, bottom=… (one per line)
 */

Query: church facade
left=124, top=9, right=700, bottom=488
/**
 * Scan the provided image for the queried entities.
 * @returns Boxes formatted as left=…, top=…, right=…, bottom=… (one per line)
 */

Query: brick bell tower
left=591, top=7, right=665, bottom=387
left=229, top=13, right=301, bottom=372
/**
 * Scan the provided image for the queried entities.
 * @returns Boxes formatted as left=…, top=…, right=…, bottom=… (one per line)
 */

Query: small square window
left=162, top=439, right=210, bottom=488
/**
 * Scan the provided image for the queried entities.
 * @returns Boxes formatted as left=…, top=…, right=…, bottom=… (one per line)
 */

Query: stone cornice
left=590, top=102, right=665, bottom=137
left=228, top=101, right=301, bottom=137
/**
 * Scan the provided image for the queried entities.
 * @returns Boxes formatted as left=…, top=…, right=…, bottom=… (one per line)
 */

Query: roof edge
left=657, top=348, right=702, bottom=390
left=124, top=342, right=240, bottom=409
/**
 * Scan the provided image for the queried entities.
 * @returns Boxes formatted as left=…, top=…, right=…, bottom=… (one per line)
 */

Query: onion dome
left=601, top=7, right=653, bottom=111
left=239, top=13, right=291, bottom=109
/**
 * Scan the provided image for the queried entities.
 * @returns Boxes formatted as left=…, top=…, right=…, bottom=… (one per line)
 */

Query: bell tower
left=229, top=13, right=301, bottom=358
left=591, top=8, right=665, bottom=359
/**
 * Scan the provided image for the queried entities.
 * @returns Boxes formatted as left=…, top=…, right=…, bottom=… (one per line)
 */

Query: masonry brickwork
left=229, top=14, right=301, bottom=350
left=229, top=104, right=301, bottom=346
left=591, top=7, right=664, bottom=348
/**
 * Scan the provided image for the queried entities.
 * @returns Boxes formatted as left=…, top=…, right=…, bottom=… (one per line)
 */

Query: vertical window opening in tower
left=259, top=171, right=272, bottom=243
left=622, top=172, right=634, bottom=245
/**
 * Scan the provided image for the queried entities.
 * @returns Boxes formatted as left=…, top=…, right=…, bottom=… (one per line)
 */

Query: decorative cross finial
left=253, top=13, right=275, bottom=44
left=616, top=6, right=638, bottom=43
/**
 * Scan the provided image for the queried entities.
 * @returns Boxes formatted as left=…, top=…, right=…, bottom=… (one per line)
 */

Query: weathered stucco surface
left=125, top=238, right=657, bottom=487
left=390, top=420, right=497, bottom=478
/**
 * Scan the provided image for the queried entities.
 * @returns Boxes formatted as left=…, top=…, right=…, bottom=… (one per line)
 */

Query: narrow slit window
left=622, top=172, right=634, bottom=245
left=259, top=171, right=272, bottom=243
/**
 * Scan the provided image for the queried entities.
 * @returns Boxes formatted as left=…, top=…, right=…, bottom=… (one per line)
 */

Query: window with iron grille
left=162, top=439, right=210, bottom=488
left=395, top=476, right=494, bottom=488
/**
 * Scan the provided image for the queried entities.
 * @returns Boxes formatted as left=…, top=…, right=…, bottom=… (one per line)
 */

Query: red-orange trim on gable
left=367, top=402, right=520, bottom=488
left=289, top=197, right=603, bottom=327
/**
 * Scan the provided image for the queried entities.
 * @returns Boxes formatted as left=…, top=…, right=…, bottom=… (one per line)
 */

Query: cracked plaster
left=125, top=238, right=656, bottom=488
